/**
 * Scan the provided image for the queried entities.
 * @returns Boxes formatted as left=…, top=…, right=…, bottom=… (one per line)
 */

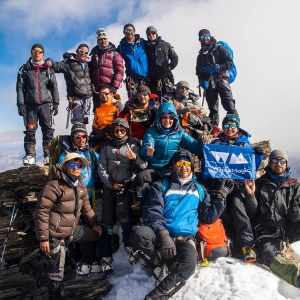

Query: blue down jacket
left=141, top=102, right=203, bottom=170
left=58, top=136, right=99, bottom=198
left=143, top=170, right=225, bottom=236
left=117, top=35, right=149, bottom=77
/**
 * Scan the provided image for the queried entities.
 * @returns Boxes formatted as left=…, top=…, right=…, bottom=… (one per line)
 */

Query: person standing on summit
left=89, top=28, right=124, bottom=111
left=145, top=26, right=178, bottom=99
left=117, top=23, right=150, bottom=99
left=16, top=44, right=60, bottom=166
left=196, top=29, right=238, bottom=126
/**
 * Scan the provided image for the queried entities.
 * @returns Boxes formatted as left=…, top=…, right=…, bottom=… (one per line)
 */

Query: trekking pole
left=202, top=89, right=206, bottom=107
left=0, top=191, right=22, bottom=267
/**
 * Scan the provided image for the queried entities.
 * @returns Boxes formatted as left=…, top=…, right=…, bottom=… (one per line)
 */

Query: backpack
left=196, top=219, right=230, bottom=262
left=216, top=41, right=237, bottom=84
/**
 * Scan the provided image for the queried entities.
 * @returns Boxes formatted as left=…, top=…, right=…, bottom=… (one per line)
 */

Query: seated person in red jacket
left=118, top=85, right=159, bottom=141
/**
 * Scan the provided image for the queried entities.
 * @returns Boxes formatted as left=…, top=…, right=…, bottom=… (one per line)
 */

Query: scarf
left=30, top=58, right=45, bottom=66
left=178, top=172, right=193, bottom=186
left=265, top=166, right=291, bottom=187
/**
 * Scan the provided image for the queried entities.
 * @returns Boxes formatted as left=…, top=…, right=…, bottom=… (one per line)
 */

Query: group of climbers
left=17, top=25, right=300, bottom=300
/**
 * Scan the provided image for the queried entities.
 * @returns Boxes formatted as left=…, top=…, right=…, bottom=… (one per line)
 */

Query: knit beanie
left=170, top=150, right=194, bottom=171
left=146, top=26, right=158, bottom=35
left=31, top=43, right=44, bottom=53
left=198, top=29, right=211, bottom=36
left=222, top=114, right=240, bottom=128
left=176, top=80, right=189, bottom=89
left=136, top=85, right=151, bottom=95
left=96, top=28, right=109, bottom=40
left=123, top=23, right=135, bottom=32
left=269, top=150, right=288, bottom=162
left=71, top=122, right=88, bottom=135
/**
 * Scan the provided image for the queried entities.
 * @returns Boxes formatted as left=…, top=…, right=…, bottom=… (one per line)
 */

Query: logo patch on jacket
left=27, top=122, right=37, bottom=129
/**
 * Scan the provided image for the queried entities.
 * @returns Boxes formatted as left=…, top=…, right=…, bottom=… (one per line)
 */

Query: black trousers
left=205, top=82, right=236, bottom=122
left=24, top=103, right=54, bottom=157
left=47, top=225, right=100, bottom=281
left=131, top=226, right=197, bottom=290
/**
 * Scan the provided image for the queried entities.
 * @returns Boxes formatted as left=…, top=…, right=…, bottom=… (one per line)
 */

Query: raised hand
left=244, top=179, right=255, bottom=195
left=146, top=140, right=155, bottom=156
left=125, top=143, right=137, bottom=160
left=190, top=108, right=203, bottom=117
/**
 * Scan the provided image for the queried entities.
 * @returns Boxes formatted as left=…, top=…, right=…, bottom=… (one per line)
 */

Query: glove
left=217, top=179, right=235, bottom=199
left=52, top=103, right=59, bottom=116
left=17, top=105, right=26, bottom=117
left=202, top=64, right=220, bottom=74
left=111, top=87, right=117, bottom=94
left=254, top=146, right=264, bottom=156
left=287, top=200, right=300, bottom=222
left=157, top=229, right=176, bottom=260
left=200, top=80, right=209, bottom=90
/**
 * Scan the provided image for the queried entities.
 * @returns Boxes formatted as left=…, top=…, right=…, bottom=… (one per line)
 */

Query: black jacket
left=16, top=59, right=60, bottom=106
left=146, top=36, right=178, bottom=81
left=52, top=53, right=93, bottom=99
left=196, top=37, right=234, bottom=82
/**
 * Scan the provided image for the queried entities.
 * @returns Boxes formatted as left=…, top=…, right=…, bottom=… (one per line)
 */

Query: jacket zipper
left=36, top=67, right=40, bottom=104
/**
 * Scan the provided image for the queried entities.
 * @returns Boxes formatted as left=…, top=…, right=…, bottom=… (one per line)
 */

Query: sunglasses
left=124, top=29, right=134, bottom=34
left=270, top=158, right=287, bottom=164
left=67, top=163, right=82, bottom=169
left=147, top=32, right=156, bottom=36
left=161, top=115, right=174, bottom=120
left=137, top=92, right=149, bottom=97
left=199, top=34, right=211, bottom=40
left=32, top=50, right=43, bottom=54
left=78, top=49, right=89, bottom=55
left=100, top=92, right=110, bottom=96
left=73, top=134, right=87, bottom=139
left=223, top=123, right=237, bottom=129
left=113, top=128, right=126, bottom=134
left=175, top=161, right=192, bottom=167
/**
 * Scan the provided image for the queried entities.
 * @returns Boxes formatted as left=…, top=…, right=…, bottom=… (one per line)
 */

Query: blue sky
left=1, top=0, right=300, bottom=158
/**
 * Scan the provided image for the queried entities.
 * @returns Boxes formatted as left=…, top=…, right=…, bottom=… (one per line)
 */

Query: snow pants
left=131, top=226, right=197, bottom=297
left=24, top=103, right=54, bottom=157
left=47, top=225, right=100, bottom=281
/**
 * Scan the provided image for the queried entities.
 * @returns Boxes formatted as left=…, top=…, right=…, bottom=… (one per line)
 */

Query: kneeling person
left=131, top=150, right=233, bottom=300
left=35, top=153, right=102, bottom=299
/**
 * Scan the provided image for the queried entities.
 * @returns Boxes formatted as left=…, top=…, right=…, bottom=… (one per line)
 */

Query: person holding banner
left=202, top=114, right=263, bottom=263
left=240, top=150, right=300, bottom=289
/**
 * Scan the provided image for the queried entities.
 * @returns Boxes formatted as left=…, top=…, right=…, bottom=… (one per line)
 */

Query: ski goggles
left=113, top=128, right=126, bottom=134
left=100, top=92, right=110, bottom=96
left=223, top=123, right=237, bottom=129
left=67, top=163, right=83, bottom=169
left=73, top=134, right=87, bottom=139
left=124, top=29, right=134, bottom=34
left=136, top=92, right=149, bottom=97
left=77, top=49, right=89, bottom=55
left=161, top=115, right=174, bottom=120
left=270, top=158, right=287, bottom=164
left=199, top=34, right=211, bottom=40
left=175, top=161, right=192, bottom=167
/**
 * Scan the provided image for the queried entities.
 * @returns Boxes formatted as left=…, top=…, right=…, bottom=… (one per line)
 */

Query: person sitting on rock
left=35, top=153, right=102, bottom=300
left=131, top=150, right=233, bottom=300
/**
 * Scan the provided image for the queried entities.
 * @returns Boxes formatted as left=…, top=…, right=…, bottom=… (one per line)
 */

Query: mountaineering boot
left=100, top=257, right=114, bottom=272
left=211, top=113, right=219, bottom=127
left=125, top=246, right=139, bottom=264
left=23, top=155, right=36, bottom=166
left=77, top=262, right=91, bottom=275
left=48, top=280, right=63, bottom=300
left=152, top=263, right=168, bottom=287
left=43, top=155, right=50, bottom=166
left=242, top=246, right=256, bottom=263
left=90, top=261, right=102, bottom=273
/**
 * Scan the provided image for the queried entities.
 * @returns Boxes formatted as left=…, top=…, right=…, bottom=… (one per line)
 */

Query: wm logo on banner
left=202, top=144, right=263, bottom=181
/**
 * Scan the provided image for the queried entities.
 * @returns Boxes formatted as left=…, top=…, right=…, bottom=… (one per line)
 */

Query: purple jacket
left=89, top=43, right=124, bottom=89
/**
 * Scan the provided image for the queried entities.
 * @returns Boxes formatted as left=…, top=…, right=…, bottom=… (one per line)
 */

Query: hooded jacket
left=196, top=37, right=234, bottom=82
left=211, top=128, right=252, bottom=148
left=146, top=36, right=178, bottom=80
left=17, top=59, right=60, bottom=106
left=51, top=53, right=93, bottom=99
left=98, top=118, right=148, bottom=189
left=141, top=102, right=203, bottom=170
left=117, top=34, right=149, bottom=77
left=245, top=168, right=300, bottom=228
left=57, top=136, right=99, bottom=197
left=89, top=43, right=124, bottom=89
left=34, top=166, right=96, bottom=241
left=118, top=94, right=160, bottom=140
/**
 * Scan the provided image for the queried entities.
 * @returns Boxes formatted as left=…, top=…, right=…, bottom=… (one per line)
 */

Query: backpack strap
left=194, top=181, right=205, bottom=202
